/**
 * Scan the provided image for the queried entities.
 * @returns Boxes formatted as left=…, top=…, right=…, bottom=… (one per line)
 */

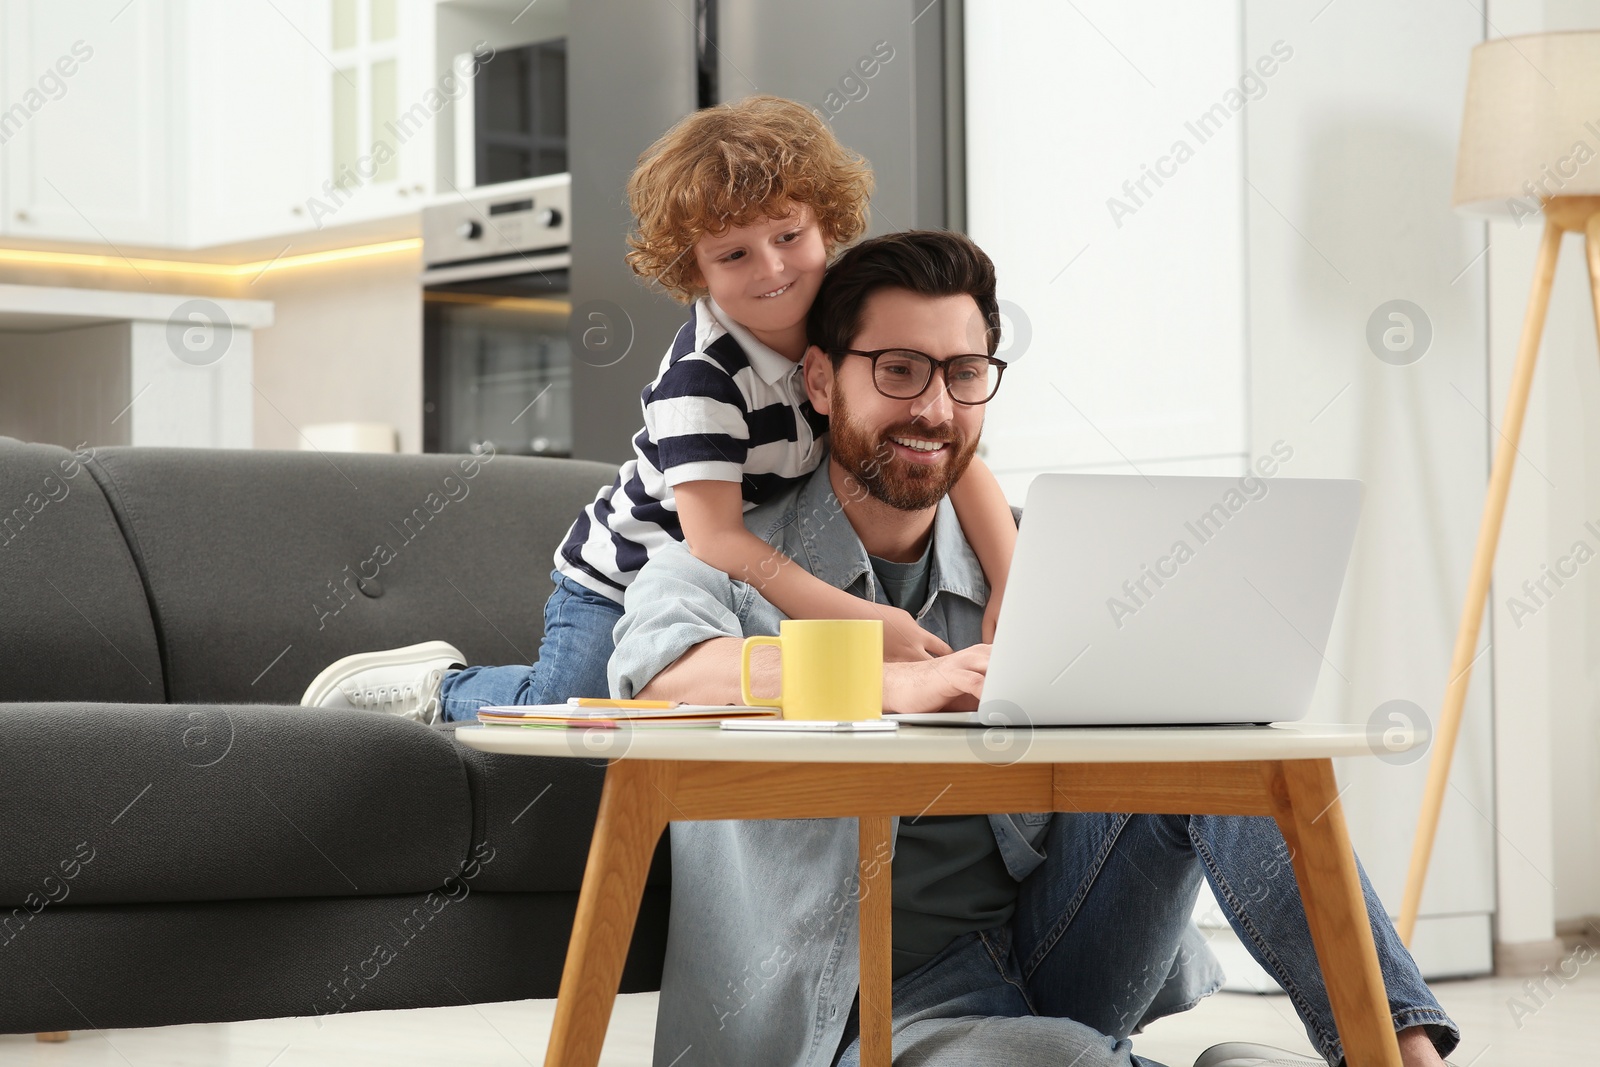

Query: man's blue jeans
left=832, top=812, right=1459, bottom=1067
left=437, top=570, right=623, bottom=722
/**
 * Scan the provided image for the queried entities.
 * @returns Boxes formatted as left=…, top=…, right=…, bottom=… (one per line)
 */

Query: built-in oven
left=421, top=173, right=572, bottom=457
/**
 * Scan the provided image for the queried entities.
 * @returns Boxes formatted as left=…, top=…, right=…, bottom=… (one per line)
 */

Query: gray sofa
left=0, top=437, right=670, bottom=1034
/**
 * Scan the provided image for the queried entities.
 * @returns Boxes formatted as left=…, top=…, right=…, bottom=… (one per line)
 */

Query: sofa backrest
left=0, top=438, right=167, bottom=703
left=78, top=444, right=614, bottom=705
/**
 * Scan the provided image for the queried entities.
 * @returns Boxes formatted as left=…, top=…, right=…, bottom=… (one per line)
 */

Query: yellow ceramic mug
left=740, top=619, right=884, bottom=720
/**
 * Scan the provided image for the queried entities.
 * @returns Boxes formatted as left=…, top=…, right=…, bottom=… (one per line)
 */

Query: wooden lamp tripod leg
left=1397, top=217, right=1567, bottom=944
left=1586, top=213, right=1600, bottom=350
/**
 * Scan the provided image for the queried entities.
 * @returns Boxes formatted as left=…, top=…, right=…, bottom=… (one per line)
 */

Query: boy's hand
left=883, top=645, right=991, bottom=714
left=877, top=605, right=954, bottom=661
left=981, top=593, right=1004, bottom=644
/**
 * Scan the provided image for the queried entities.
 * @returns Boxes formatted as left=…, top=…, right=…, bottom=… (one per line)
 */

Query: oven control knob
left=536, top=208, right=562, bottom=228
left=457, top=220, right=483, bottom=240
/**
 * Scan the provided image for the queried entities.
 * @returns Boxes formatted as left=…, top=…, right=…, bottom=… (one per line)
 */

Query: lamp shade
left=1452, top=30, right=1600, bottom=217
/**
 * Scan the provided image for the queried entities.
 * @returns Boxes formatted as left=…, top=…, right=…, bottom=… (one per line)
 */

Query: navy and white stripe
left=555, top=296, right=830, bottom=601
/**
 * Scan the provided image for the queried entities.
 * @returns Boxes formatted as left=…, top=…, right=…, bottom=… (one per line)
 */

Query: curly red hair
left=625, top=95, right=874, bottom=303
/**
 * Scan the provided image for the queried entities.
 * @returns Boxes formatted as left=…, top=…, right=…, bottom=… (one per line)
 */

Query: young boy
left=300, top=95, right=1017, bottom=724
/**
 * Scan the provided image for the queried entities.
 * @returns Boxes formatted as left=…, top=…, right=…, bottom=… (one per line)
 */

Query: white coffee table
left=457, top=721, right=1407, bottom=1067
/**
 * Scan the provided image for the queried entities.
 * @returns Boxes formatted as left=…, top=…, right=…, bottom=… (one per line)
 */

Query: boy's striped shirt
left=554, top=296, right=829, bottom=601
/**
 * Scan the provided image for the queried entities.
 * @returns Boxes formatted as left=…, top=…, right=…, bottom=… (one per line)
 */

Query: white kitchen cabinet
left=306, top=0, right=439, bottom=229
left=1, top=0, right=439, bottom=249
left=173, top=0, right=326, bottom=247
left=176, top=0, right=439, bottom=245
left=1, top=0, right=173, bottom=245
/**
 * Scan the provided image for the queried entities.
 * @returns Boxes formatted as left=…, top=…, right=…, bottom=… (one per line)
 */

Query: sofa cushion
left=83, top=446, right=615, bottom=706
left=0, top=439, right=164, bottom=703
left=0, top=704, right=472, bottom=906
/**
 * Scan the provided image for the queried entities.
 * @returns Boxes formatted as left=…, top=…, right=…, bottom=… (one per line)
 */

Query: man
left=608, top=231, right=1460, bottom=1067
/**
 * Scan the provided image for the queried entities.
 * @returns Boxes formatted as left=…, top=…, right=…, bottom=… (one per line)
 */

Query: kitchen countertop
left=0, top=284, right=274, bottom=334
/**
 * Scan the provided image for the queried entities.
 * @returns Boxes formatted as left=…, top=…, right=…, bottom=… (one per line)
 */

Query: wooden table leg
left=1271, top=759, right=1403, bottom=1067
left=857, top=814, right=894, bottom=1067
left=544, top=760, right=671, bottom=1067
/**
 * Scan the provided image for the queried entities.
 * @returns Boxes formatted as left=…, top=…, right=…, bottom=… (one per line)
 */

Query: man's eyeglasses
left=833, top=348, right=1006, bottom=406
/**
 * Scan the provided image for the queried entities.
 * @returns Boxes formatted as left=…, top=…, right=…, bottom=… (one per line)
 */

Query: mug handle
left=741, top=635, right=783, bottom=709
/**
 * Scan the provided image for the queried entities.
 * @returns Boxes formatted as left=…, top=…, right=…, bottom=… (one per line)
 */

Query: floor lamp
left=1399, top=31, right=1600, bottom=945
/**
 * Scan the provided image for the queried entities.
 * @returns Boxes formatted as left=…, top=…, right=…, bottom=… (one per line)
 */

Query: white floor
left=1, top=970, right=1590, bottom=1066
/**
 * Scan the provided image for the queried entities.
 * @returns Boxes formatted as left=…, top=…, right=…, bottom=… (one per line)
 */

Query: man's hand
left=878, top=605, right=954, bottom=661
left=883, top=644, right=991, bottom=714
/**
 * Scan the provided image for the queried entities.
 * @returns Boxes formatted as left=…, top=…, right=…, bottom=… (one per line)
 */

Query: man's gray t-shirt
left=870, top=543, right=1019, bottom=980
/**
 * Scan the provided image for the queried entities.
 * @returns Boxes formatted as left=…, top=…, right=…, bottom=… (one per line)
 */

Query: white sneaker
left=300, top=640, right=466, bottom=726
left=1192, top=1044, right=1324, bottom=1067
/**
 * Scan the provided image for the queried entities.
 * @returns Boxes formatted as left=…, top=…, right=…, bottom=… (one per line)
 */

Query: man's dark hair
left=807, top=229, right=1001, bottom=364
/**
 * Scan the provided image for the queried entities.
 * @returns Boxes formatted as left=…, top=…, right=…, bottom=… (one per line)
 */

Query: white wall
left=1540, top=234, right=1600, bottom=926
left=965, top=0, right=1248, bottom=500
left=1242, top=0, right=1496, bottom=971
left=249, top=250, right=424, bottom=454
left=968, top=0, right=1514, bottom=975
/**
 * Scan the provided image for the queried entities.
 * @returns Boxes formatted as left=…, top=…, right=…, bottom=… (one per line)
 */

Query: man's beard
left=828, top=385, right=980, bottom=511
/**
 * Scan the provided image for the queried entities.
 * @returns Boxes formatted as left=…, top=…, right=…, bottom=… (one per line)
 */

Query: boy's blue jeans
left=833, top=812, right=1459, bottom=1067
left=438, top=570, right=623, bottom=722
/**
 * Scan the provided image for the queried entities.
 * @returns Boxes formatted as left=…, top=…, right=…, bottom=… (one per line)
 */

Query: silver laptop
left=896, top=472, right=1363, bottom=727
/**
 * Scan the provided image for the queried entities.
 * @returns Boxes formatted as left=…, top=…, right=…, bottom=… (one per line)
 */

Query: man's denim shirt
left=608, top=461, right=1056, bottom=1067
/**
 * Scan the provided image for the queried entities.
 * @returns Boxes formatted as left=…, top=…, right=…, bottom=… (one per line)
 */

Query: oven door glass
left=424, top=269, right=571, bottom=457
